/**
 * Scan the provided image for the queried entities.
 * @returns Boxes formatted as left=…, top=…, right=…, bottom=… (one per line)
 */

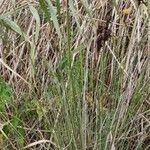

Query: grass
left=0, top=0, right=149, bottom=149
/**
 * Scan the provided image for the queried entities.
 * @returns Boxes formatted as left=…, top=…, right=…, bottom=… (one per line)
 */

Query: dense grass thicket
left=0, top=0, right=150, bottom=149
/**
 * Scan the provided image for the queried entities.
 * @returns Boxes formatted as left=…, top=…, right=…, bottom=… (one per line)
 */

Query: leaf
left=0, top=15, right=24, bottom=37
left=29, top=5, right=40, bottom=43
left=39, top=0, right=51, bottom=21
left=39, top=0, right=62, bottom=38
left=46, top=0, right=62, bottom=38
left=56, top=0, right=61, bottom=17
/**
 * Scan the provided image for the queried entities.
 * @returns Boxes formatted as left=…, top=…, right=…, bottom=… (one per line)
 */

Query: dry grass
left=0, top=0, right=149, bottom=149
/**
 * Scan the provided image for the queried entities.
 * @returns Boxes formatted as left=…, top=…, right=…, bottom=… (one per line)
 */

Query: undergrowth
left=0, top=0, right=149, bottom=149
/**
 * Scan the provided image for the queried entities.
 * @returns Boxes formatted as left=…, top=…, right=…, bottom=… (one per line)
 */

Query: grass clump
left=0, top=0, right=149, bottom=149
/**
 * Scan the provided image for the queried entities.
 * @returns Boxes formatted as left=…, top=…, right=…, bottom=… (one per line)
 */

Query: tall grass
left=0, top=0, right=149, bottom=149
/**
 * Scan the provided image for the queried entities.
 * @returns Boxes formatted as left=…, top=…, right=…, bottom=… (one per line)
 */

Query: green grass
left=0, top=0, right=149, bottom=149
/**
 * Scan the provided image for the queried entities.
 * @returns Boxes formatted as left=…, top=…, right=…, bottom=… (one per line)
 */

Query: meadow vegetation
left=0, top=0, right=149, bottom=149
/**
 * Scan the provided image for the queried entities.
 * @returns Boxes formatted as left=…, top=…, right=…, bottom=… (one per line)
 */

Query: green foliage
left=0, top=77, right=12, bottom=112
left=39, top=0, right=62, bottom=38
left=0, top=15, right=24, bottom=37
left=11, top=116, right=25, bottom=148
left=0, top=0, right=149, bottom=149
